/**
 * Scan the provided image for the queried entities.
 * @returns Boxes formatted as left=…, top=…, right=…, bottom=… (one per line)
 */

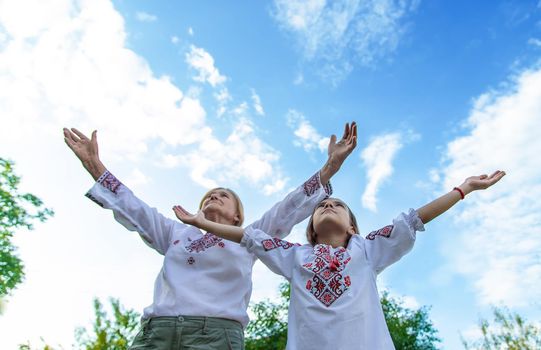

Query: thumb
left=329, top=134, right=337, bottom=146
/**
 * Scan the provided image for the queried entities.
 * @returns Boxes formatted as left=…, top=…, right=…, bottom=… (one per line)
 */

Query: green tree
left=462, top=307, right=541, bottom=350
left=0, top=157, right=53, bottom=295
left=245, top=283, right=289, bottom=350
left=75, top=298, right=141, bottom=350
left=381, top=291, right=441, bottom=350
left=246, top=282, right=441, bottom=350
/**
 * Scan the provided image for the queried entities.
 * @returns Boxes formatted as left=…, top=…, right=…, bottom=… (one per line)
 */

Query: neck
left=204, top=212, right=235, bottom=226
left=315, top=228, right=349, bottom=248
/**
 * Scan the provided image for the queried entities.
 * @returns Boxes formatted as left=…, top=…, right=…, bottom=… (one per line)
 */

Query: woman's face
left=312, top=198, right=353, bottom=234
left=200, top=188, right=240, bottom=224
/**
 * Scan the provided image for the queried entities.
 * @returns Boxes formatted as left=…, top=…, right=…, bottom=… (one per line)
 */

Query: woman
left=63, top=122, right=357, bottom=349
left=173, top=168, right=505, bottom=350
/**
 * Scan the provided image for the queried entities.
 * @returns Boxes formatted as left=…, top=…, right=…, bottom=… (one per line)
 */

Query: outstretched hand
left=63, top=128, right=99, bottom=163
left=328, top=122, right=357, bottom=168
left=460, top=170, right=506, bottom=195
left=64, top=127, right=106, bottom=180
left=173, top=205, right=207, bottom=228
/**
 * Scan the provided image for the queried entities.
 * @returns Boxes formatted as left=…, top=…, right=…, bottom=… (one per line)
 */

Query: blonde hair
left=305, top=198, right=359, bottom=245
left=199, top=187, right=245, bottom=226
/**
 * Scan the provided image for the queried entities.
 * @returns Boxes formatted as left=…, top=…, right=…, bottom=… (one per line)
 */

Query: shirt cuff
left=406, top=209, right=425, bottom=232
left=96, top=170, right=123, bottom=194
left=303, top=172, right=333, bottom=197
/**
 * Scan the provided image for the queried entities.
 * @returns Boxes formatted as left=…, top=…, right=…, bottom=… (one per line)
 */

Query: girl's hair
left=198, top=187, right=245, bottom=226
left=305, top=198, right=359, bottom=245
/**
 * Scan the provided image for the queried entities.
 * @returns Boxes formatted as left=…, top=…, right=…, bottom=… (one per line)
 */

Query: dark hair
left=305, top=198, right=359, bottom=245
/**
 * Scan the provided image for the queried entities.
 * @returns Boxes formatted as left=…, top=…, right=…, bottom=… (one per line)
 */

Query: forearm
left=83, top=158, right=107, bottom=181
left=319, top=155, right=340, bottom=186
left=199, top=220, right=244, bottom=244
left=416, top=185, right=472, bottom=224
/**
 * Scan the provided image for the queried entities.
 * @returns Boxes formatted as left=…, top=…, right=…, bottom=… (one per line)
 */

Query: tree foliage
left=0, top=157, right=53, bottom=295
left=75, top=298, right=141, bottom=350
left=246, top=282, right=441, bottom=350
left=381, top=291, right=441, bottom=350
left=462, top=307, right=541, bottom=350
left=245, top=283, right=289, bottom=350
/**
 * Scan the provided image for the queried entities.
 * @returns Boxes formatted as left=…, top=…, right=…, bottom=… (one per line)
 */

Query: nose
left=209, top=193, right=218, bottom=200
left=323, top=201, right=334, bottom=208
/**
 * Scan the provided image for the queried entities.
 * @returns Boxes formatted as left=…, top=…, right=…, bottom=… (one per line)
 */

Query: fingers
left=63, top=128, right=78, bottom=143
left=341, top=123, right=350, bottom=140
left=64, top=136, right=76, bottom=151
left=71, top=128, right=89, bottom=140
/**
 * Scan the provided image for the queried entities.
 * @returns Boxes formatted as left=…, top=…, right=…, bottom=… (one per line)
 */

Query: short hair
left=199, top=187, right=245, bottom=226
left=305, top=198, right=359, bottom=245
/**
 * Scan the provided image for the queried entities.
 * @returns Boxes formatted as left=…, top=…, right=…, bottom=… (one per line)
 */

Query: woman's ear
left=234, top=214, right=240, bottom=224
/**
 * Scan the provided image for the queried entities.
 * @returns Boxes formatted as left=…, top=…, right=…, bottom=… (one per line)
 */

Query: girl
left=63, top=123, right=356, bottom=349
left=173, top=170, right=506, bottom=349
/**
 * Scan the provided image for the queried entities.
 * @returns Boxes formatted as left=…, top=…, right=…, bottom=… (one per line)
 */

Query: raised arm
left=173, top=206, right=244, bottom=243
left=417, top=170, right=506, bottom=224
left=64, top=127, right=180, bottom=255
left=248, top=122, right=357, bottom=238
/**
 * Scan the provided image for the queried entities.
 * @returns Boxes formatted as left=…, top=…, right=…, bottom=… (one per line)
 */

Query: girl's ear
left=347, top=226, right=356, bottom=236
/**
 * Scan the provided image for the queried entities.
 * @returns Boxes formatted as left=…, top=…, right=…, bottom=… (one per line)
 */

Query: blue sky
left=1, top=0, right=541, bottom=348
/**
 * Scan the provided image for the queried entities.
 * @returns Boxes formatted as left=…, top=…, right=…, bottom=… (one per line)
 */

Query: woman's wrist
left=83, top=158, right=106, bottom=181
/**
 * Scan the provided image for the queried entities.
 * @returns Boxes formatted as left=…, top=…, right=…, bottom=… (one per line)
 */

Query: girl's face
left=200, top=188, right=240, bottom=225
left=312, top=198, right=355, bottom=236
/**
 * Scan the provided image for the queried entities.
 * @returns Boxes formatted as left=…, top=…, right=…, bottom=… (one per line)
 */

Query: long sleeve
left=247, top=172, right=332, bottom=239
left=363, top=209, right=424, bottom=274
left=85, top=170, right=182, bottom=255
left=241, top=227, right=299, bottom=280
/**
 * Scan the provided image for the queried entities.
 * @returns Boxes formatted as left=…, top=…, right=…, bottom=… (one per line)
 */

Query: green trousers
left=129, top=315, right=245, bottom=350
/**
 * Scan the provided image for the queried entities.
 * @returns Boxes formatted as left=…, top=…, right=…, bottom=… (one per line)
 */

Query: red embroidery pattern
left=303, top=173, right=321, bottom=197
left=365, top=225, right=394, bottom=240
left=303, top=245, right=352, bottom=307
left=173, top=240, right=180, bottom=245
left=218, top=242, right=225, bottom=248
left=261, top=238, right=298, bottom=251
left=185, top=234, right=223, bottom=253
left=98, top=171, right=123, bottom=194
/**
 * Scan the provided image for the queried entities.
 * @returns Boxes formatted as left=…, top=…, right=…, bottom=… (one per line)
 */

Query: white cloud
left=360, top=133, right=403, bottom=211
left=171, top=35, right=179, bottom=44
left=286, top=109, right=328, bottom=152
left=185, top=45, right=227, bottom=87
left=439, top=64, right=541, bottom=307
left=271, top=0, right=418, bottom=83
left=135, top=11, right=157, bottom=22
left=165, top=118, right=287, bottom=194
left=528, top=38, right=541, bottom=47
left=251, top=89, right=265, bottom=116
left=188, top=27, right=194, bottom=36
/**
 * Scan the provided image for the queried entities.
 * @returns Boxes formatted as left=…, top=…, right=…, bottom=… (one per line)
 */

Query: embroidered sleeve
left=247, top=171, right=332, bottom=239
left=241, top=227, right=299, bottom=280
left=363, top=209, right=424, bottom=274
left=85, top=170, right=181, bottom=255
